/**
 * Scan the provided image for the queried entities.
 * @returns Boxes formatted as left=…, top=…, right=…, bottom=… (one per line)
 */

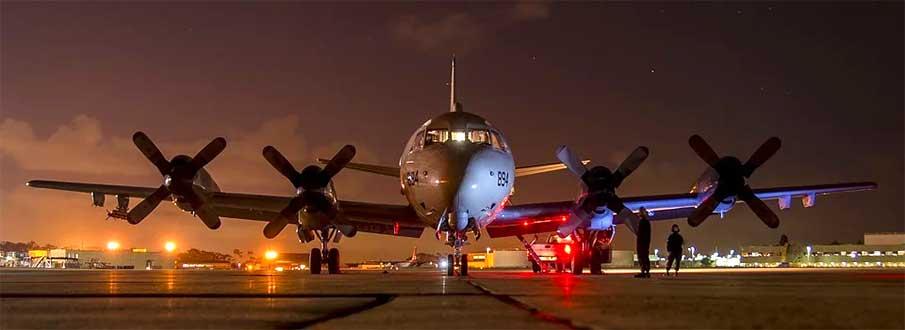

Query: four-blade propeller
left=128, top=132, right=226, bottom=229
left=687, top=135, right=782, bottom=228
left=556, top=145, right=650, bottom=234
left=261, top=145, right=356, bottom=239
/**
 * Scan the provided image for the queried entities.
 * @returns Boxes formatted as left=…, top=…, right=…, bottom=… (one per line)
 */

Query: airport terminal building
left=741, top=233, right=905, bottom=267
left=3, top=248, right=177, bottom=269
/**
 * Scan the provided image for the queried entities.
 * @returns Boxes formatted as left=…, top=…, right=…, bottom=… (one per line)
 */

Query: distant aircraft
left=346, top=247, right=437, bottom=270
left=27, top=57, right=877, bottom=276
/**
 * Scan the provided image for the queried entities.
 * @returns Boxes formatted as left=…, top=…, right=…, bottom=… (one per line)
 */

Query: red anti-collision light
left=523, top=221, right=529, bottom=226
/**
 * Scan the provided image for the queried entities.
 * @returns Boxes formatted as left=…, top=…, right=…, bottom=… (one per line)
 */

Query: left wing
left=26, top=180, right=426, bottom=238
left=486, top=181, right=877, bottom=238
left=515, top=160, right=590, bottom=177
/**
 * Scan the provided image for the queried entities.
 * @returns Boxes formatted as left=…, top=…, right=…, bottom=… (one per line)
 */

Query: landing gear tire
left=446, top=254, right=454, bottom=276
left=531, top=260, right=541, bottom=273
left=327, top=248, right=340, bottom=274
left=589, top=248, right=603, bottom=275
left=310, top=248, right=322, bottom=274
left=460, top=254, right=468, bottom=276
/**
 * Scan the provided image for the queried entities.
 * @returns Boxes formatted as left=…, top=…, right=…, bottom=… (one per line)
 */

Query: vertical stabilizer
left=449, top=55, right=457, bottom=112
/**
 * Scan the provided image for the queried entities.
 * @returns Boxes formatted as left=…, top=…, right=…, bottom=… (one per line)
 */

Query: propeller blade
left=263, top=146, right=301, bottom=185
left=132, top=132, right=172, bottom=175
left=687, top=194, right=722, bottom=227
left=127, top=185, right=170, bottom=224
left=613, top=146, right=649, bottom=187
left=321, top=145, right=356, bottom=180
left=194, top=204, right=222, bottom=230
left=263, top=215, right=291, bottom=239
left=743, top=137, right=781, bottom=177
left=191, top=137, right=227, bottom=170
left=555, top=145, right=588, bottom=178
left=688, top=135, right=721, bottom=168
left=738, top=187, right=780, bottom=228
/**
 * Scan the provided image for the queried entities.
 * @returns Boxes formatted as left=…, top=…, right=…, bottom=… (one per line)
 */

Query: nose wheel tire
left=327, top=248, right=341, bottom=274
left=309, top=248, right=322, bottom=274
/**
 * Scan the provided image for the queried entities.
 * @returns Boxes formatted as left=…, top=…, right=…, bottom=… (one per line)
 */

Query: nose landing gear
left=444, top=231, right=470, bottom=276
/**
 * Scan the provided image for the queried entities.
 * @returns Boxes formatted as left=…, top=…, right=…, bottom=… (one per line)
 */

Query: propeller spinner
left=127, top=131, right=226, bottom=229
left=686, top=135, right=782, bottom=228
left=261, top=145, right=355, bottom=239
left=556, top=145, right=649, bottom=234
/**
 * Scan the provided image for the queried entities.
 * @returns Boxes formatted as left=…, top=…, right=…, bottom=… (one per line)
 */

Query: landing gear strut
left=309, top=227, right=341, bottom=274
left=444, top=231, right=470, bottom=276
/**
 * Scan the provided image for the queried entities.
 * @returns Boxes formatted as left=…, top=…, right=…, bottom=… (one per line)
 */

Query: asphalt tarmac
left=1, top=268, right=903, bottom=329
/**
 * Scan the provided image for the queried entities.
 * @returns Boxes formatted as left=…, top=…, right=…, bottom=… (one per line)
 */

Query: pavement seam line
left=465, top=279, right=592, bottom=330
left=289, top=294, right=397, bottom=329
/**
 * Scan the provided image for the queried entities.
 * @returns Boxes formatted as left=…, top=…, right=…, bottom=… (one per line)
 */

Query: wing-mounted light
left=802, top=192, right=816, bottom=208
left=778, top=195, right=792, bottom=210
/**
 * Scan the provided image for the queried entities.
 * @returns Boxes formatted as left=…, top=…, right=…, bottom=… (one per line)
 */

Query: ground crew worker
left=634, top=208, right=652, bottom=278
left=666, top=224, right=684, bottom=276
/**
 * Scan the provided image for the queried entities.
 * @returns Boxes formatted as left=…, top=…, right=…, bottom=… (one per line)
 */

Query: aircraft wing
left=316, top=159, right=399, bottom=177
left=485, top=181, right=877, bottom=238
left=26, top=180, right=426, bottom=238
left=515, top=160, right=590, bottom=177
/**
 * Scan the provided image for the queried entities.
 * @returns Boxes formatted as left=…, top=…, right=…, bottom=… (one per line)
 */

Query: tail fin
left=449, top=56, right=458, bottom=112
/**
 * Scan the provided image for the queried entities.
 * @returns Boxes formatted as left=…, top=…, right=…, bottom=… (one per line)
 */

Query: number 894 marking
left=496, top=171, right=509, bottom=187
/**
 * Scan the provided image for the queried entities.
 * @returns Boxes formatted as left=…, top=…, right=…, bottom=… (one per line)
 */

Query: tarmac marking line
left=466, top=279, right=592, bottom=330
left=285, top=294, right=397, bottom=329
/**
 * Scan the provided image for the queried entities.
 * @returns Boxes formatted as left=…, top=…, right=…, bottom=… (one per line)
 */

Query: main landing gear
left=308, top=227, right=341, bottom=274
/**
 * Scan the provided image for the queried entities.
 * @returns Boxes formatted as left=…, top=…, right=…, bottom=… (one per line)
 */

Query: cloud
left=511, top=1, right=552, bottom=21
left=392, top=13, right=485, bottom=54
left=0, top=114, right=309, bottom=192
left=391, top=2, right=552, bottom=54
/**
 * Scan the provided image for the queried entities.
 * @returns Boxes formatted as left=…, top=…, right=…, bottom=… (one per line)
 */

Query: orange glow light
left=106, top=241, right=120, bottom=251
left=164, top=241, right=176, bottom=252
left=264, top=250, right=278, bottom=260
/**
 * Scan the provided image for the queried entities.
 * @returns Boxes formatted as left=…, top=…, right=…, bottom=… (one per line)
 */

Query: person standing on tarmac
left=634, top=208, right=651, bottom=278
left=666, top=224, right=684, bottom=276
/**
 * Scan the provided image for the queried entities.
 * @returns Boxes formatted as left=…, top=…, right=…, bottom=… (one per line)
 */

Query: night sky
left=2, top=2, right=902, bottom=261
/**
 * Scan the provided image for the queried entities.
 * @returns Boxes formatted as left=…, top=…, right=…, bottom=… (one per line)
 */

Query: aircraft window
left=425, top=129, right=448, bottom=145
left=450, top=130, right=467, bottom=142
left=468, top=130, right=491, bottom=145
left=410, top=129, right=426, bottom=152
left=490, top=132, right=508, bottom=151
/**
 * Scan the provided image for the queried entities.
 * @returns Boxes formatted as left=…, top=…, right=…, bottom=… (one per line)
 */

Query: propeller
left=261, top=145, right=355, bottom=239
left=127, top=132, right=226, bottom=229
left=556, top=145, right=649, bottom=234
left=687, top=135, right=782, bottom=228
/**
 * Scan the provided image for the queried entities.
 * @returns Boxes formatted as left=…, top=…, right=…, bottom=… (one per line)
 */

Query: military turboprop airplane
left=26, top=57, right=877, bottom=275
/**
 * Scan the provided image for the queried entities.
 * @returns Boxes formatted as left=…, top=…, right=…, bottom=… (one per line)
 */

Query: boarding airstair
left=516, top=234, right=548, bottom=272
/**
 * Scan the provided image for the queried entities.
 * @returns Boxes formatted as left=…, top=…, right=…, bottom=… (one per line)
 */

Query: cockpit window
left=425, top=129, right=449, bottom=145
left=450, top=130, right=467, bottom=142
left=468, top=130, right=491, bottom=145
left=409, top=129, right=426, bottom=152
left=490, top=131, right=509, bottom=152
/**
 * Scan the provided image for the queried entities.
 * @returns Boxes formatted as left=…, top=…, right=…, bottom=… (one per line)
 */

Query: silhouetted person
left=634, top=208, right=651, bottom=278
left=666, top=224, right=684, bottom=276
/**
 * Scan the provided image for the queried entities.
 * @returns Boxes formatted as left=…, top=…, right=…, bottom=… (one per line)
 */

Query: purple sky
left=1, top=2, right=901, bottom=261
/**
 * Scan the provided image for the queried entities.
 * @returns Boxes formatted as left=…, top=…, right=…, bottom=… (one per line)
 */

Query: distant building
left=741, top=233, right=905, bottom=268
left=8, top=248, right=177, bottom=269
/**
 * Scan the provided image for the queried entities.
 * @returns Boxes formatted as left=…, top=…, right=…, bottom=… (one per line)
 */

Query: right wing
left=317, top=159, right=399, bottom=177
left=515, top=160, right=590, bottom=177
left=486, top=181, right=877, bottom=238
